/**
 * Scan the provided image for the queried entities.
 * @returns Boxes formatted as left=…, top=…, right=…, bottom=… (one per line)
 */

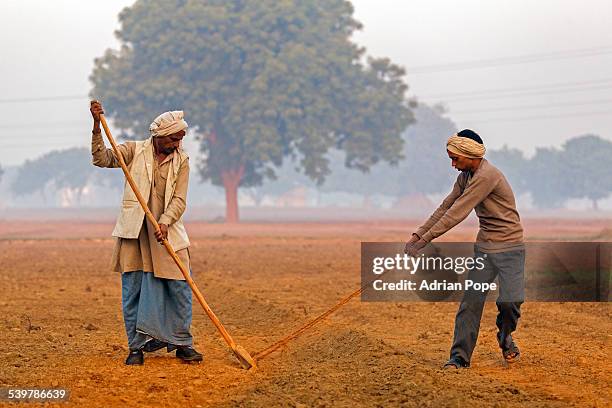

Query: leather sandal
left=502, top=342, right=521, bottom=363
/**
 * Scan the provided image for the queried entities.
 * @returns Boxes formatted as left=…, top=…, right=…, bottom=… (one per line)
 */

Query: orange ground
left=0, top=219, right=610, bottom=407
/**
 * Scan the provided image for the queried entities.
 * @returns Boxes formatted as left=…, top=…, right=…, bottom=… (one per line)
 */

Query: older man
left=90, top=101, right=202, bottom=365
left=406, top=129, right=525, bottom=369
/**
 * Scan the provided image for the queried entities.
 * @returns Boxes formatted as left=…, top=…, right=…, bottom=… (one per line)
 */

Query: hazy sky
left=1, top=0, right=611, bottom=166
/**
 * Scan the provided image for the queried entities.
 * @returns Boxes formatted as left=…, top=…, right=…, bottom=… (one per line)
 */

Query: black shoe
left=125, top=349, right=144, bottom=365
left=175, top=346, right=203, bottom=362
left=443, top=356, right=470, bottom=369
left=143, top=339, right=168, bottom=353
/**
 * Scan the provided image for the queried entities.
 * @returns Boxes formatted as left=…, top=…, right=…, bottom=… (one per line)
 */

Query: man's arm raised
left=90, top=100, right=135, bottom=168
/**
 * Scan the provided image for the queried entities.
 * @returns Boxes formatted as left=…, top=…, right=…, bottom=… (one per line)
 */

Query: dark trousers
left=450, top=248, right=525, bottom=364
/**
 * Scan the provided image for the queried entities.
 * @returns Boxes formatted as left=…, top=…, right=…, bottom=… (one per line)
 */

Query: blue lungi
left=121, top=270, right=193, bottom=351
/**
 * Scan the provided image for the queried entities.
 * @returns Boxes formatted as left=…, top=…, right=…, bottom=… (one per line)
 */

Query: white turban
left=446, top=134, right=486, bottom=159
left=149, top=110, right=188, bottom=137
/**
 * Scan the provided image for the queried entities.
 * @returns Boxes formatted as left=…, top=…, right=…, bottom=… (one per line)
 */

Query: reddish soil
left=0, top=220, right=610, bottom=407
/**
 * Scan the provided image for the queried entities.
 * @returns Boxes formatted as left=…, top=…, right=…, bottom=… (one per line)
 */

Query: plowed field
left=1, top=219, right=610, bottom=407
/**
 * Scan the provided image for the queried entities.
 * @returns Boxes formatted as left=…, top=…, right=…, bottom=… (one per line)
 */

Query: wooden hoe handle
left=99, top=114, right=247, bottom=358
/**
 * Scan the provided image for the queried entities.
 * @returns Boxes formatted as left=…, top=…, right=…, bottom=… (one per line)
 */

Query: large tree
left=90, top=0, right=413, bottom=222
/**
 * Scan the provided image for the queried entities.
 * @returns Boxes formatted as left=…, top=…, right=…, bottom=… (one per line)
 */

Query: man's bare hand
left=406, top=239, right=427, bottom=257
left=404, top=233, right=421, bottom=254
left=90, top=100, right=104, bottom=123
left=155, top=224, right=168, bottom=243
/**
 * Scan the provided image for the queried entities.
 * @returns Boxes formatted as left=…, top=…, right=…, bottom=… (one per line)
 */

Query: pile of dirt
left=223, top=328, right=565, bottom=407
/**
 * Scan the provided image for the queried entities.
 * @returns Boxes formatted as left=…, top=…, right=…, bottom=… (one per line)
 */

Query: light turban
left=149, top=110, right=188, bottom=137
left=446, top=134, right=486, bottom=159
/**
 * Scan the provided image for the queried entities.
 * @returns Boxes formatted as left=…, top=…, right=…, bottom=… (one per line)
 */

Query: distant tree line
left=9, top=148, right=122, bottom=205
left=7, top=125, right=612, bottom=210
left=251, top=105, right=612, bottom=210
left=488, top=134, right=612, bottom=210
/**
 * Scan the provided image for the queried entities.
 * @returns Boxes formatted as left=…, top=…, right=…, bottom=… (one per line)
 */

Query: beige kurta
left=91, top=132, right=191, bottom=280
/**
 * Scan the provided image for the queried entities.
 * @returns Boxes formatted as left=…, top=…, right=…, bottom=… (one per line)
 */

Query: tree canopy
left=318, top=104, right=456, bottom=199
left=90, top=0, right=413, bottom=221
left=394, top=104, right=457, bottom=196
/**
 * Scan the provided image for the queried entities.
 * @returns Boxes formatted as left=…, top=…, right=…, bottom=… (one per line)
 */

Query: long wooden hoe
left=99, top=112, right=256, bottom=370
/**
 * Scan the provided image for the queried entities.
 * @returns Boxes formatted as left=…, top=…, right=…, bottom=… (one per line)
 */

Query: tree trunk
left=221, top=166, right=244, bottom=223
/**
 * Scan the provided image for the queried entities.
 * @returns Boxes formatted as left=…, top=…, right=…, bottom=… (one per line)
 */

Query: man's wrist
left=158, top=215, right=173, bottom=226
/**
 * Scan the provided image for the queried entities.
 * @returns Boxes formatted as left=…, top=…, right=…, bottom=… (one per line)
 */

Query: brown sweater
left=415, top=159, right=523, bottom=252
